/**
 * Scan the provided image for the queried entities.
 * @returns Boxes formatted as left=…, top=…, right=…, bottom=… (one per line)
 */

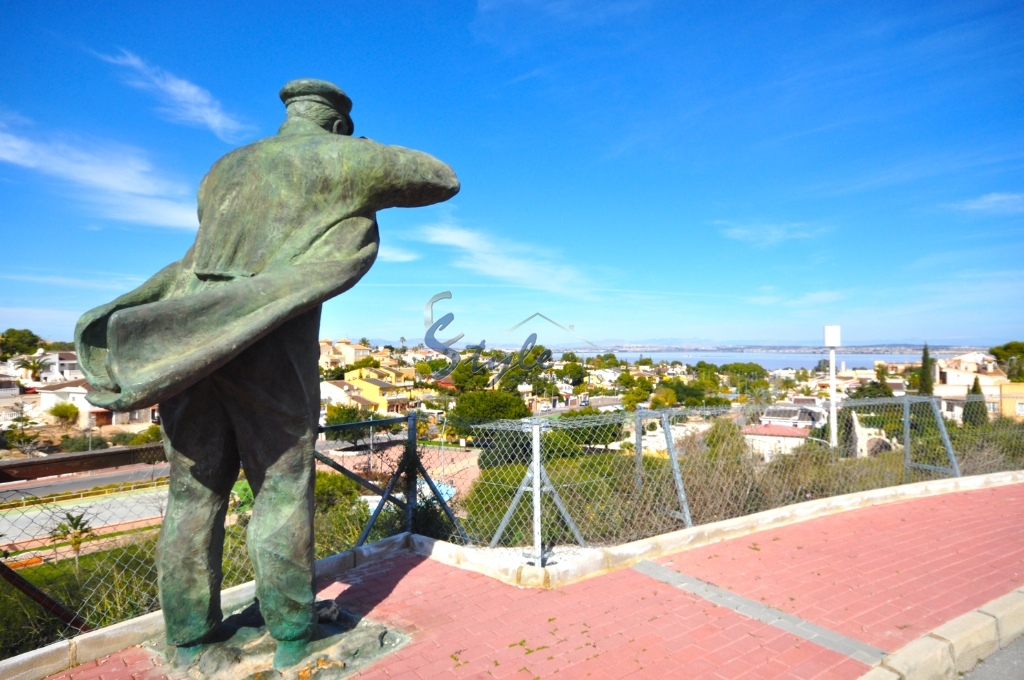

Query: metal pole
left=404, top=412, right=418, bottom=533
left=929, top=398, right=962, bottom=478
left=661, top=413, right=692, bottom=527
left=532, top=421, right=542, bottom=565
left=829, top=349, right=837, bottom=448
left=634, top=411, right=644, bottom=489
left=902, top=396, right=912, bottom=482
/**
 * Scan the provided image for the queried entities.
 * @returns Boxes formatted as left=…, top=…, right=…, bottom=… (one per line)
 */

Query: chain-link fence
left=2, top=399, right=1023, bottom=661
left=0, top=419, right=412, bottom=661
left=414, top=397, right=1024, bottom=565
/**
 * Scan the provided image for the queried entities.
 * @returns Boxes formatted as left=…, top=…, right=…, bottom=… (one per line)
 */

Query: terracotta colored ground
left=44, top=483, right=1024, bottom=679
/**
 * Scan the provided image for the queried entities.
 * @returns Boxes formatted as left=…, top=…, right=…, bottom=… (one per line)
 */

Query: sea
left=572, top=351, right=958, bottom=371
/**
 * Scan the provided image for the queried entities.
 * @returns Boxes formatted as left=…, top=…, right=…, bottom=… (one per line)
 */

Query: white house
left=742, top=425, right=810, bottom=462
left=0, top=373, right=18, bottom=397
left=36, top=379, right=152, bottom=428
left=3, top=350, right=84, bottom=384
left=760, top=404, right=825, bottom=429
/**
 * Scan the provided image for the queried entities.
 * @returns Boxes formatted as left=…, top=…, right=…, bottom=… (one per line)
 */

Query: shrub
left=47, top=402, right=79, bottom=431
left=59, top=435, right=108, bottom=452
left=129, top=425, right=163, bottom=445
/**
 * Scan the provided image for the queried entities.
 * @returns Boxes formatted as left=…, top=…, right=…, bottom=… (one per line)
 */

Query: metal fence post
left=661, top=413, right=692, bottom=528
left=634, top=411, right=644, bottom=489
left=903, top=396, right=912, bottom=483
left=929, top=398, right=962, bottom=477
left=532, top=420, right=542, bottom=565
left=405, top=412, right=418, bottom=533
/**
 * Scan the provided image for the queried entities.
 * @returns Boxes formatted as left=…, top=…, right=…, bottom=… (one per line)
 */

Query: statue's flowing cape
left=75, top=129, right=458, bottom=412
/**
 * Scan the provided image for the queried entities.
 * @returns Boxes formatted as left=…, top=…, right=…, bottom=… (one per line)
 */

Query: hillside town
left=4, top=328, right=1022, bottom=465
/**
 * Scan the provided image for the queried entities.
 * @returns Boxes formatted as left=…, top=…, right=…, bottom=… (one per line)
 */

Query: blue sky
left=2, top=1, right=1022, bottom=349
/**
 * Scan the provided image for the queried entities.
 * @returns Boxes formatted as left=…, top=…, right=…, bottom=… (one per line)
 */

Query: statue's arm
left=358, top=139, right=460, bottom=208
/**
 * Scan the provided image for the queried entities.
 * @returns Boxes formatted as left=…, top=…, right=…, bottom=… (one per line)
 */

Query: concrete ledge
left=865, top=585, right=1024, bottom=678
left=881, top=636, right=956, bottom=679
left=0, top=640, right=72, bottom=680
left=413, top=471, right=1024, bottom=590
left=930, top=611, right=998, bottom=673
left=0, top=532, right=412, bottom=680
left=978, top=590, right=1024, bottom=647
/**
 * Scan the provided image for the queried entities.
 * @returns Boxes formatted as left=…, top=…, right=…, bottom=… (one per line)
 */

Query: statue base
left=147, top=600, right=407, bottom=679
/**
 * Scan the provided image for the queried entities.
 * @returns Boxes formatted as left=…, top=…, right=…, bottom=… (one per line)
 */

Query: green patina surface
left=73, top=78, right=458, bottom=666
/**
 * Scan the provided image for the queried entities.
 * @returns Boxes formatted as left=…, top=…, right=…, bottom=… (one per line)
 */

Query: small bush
left=108, top=432, right=135, bottom=446
left=59, top=435, right=108, bottom=452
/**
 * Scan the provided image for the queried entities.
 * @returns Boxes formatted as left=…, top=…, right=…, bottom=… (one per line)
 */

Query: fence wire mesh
left=2, top=398, right=1023, bottom=660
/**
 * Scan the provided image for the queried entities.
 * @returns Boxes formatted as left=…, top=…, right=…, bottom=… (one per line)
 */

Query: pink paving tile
left=656, top=483, right=1024, bottom=651
left=331, top=556, right=868, bottom=679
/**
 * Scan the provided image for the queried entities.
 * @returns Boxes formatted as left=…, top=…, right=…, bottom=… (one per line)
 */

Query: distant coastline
left=482, top=344, right=986, bottom=356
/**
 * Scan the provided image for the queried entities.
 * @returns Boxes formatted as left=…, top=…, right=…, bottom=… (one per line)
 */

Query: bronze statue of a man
left=74, top=79, right=459, bottom=668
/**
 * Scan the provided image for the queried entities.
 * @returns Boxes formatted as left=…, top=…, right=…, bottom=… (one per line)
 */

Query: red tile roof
left=742, top=425, right=810, bottom=438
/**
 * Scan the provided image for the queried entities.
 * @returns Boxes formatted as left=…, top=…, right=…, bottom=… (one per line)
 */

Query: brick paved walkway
left=44, top=483, right=1024, bottom=679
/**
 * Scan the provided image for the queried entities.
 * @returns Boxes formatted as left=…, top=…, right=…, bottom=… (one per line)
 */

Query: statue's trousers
left=156, top=307, right=321, bottom=646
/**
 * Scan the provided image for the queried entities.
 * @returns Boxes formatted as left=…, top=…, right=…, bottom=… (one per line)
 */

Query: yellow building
left=348, top=377, right=410, bottom=414
left=1000, top=383, right=1024, bottom=420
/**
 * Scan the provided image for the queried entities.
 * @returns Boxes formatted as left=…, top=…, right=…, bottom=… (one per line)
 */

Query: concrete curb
left=867, top=586, right=1024, bottom=679
left=0, top=532, right=411, bottom=680
left=409, top=471, right=1024, bottom=589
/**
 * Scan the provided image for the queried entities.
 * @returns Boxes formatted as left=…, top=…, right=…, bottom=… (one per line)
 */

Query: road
left=0, top=486, right=168, bottom=543
left=964, top=634, right=1024, bottom=679
left=0, top=464, right=170, bottom=500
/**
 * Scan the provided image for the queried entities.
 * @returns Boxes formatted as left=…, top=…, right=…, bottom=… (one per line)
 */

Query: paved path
left=43, top=483, right=1024, bottom=679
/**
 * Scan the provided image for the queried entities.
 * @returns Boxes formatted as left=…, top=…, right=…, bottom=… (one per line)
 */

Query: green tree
left=358, top=337, right=371, bottom=347
left=650, top=386, right=677, bottom=409
left=703, top=419, right=748, bottom=459
left=561, top=352, right=580, bottom=363
left=450, top=357, right=491, bottom=392
left=15, top=356, right=52, bottom=381
left=50, top=512, right=93, bottom=572
left=963, top=377, right=988, bottom=427
left=0, top=328, right=42, bottom=360
left=555, top=362, right=585, bottom=386
left=850, top=380, right=894, bottom=399
left=919, top=344, right=934, bottom=395
left=990, top=341, right=1024, bottom=382
left=47, top=402, right=80, bottom=431
left=622, top=385, right=652, bottom=411
left=324, top=403, right=379, bottom=443
left=449, top=390, right=530, bottom=427
left=2, top=402, right=41, bottom=455
left=875, top=363, right=889, bottom=381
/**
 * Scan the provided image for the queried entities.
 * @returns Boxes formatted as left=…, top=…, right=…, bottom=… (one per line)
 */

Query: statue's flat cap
left=279, top=79, right=352, bottom=115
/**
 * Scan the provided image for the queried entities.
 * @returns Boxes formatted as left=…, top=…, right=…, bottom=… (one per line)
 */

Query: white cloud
left=415, top=222, right=590, bottom=294
left=0, top=272, right=145, bottom=291
left=377, top=245, right=420, bottom=263
left=98, top=50, right=253, bottom=142
left=744, top=290, right=843, bottom=307
left=717, top=221, right=828, bottom=247
left=950, top=192, right=1024, bottom=215
left=0, top=123, right=197, bottom=229
left=788, top=290, right=843, bottom=307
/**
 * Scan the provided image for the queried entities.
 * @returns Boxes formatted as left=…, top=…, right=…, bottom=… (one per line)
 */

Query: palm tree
left=743, top=386, right=773, bottom=423
left=15, top=356, right=52, bottom=381
left=50, top=512, right=93, bottom=572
